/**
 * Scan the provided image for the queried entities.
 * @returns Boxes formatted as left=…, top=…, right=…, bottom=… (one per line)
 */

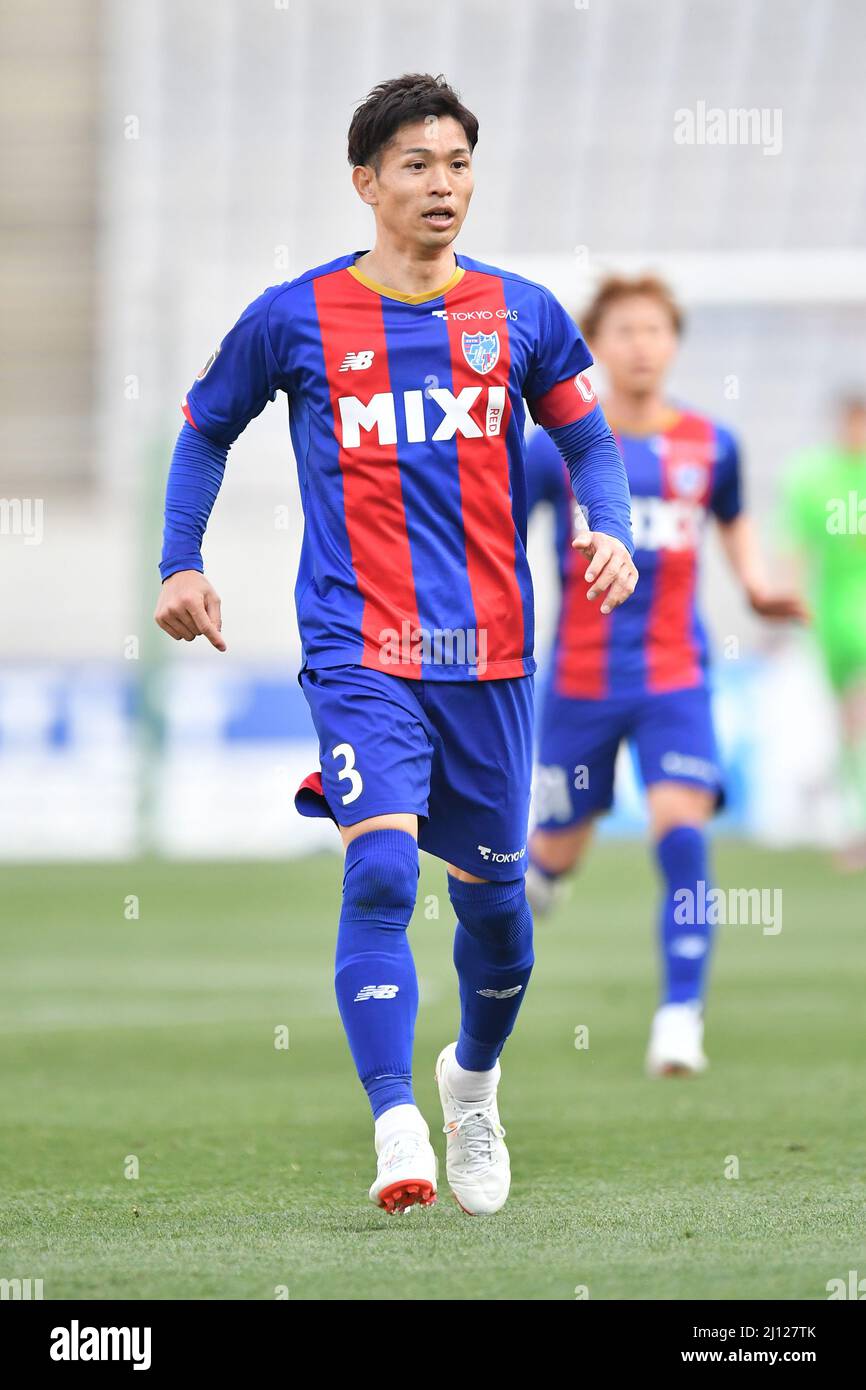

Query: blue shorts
left=295, top=664, right=534, bottom=880
left=534, top=683, right=724, bottom=830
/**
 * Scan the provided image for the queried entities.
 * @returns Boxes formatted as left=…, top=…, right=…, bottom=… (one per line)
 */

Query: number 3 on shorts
left=331, top=742, right=363, bottom=805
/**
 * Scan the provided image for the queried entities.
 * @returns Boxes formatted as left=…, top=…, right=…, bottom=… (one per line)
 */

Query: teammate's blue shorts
left=533, top=682, right=724, bottom=830
left=295, top=664, right=534, bottom=881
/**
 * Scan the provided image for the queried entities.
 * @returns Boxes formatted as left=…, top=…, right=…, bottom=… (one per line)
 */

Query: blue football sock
left=449, top=876, right=534, bottom=1072
left=334, top=829, right=419, bottom=1119
left=656, top=824, right=712, bottom=1006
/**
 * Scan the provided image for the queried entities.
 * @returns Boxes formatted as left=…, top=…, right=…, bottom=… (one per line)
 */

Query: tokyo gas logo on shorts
left=477, top=843, right=527, bottom=864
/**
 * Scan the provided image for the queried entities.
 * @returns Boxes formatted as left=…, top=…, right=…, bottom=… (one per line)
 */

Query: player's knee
left=341, top=827, right=418, bottom=926
left=531, top=822, right=592, bottom=876
left=650, top=784, right=715, bottom=840
left=448, top=874, right=533, bottom=957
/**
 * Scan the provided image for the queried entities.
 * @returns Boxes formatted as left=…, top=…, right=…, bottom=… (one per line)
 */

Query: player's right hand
left=573, top=530, right=639, bottom=614
left=154, top=570, right=227, bottom=651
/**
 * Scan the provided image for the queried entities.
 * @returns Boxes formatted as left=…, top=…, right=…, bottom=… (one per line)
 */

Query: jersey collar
left=606, top=405, right=682, bottom=438
left=347, top=251, right=465, bottom=304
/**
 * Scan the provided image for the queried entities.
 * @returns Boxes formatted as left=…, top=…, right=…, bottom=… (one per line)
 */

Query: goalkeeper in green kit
left=781, top=395, right=866, bottom=869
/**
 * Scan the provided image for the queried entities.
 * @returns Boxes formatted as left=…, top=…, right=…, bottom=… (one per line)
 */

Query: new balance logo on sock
left=476, top=985, right=523, bottom=999
left=670, top=935, right=709, bottom=959
left=354, top=984, right=399, bottom=1001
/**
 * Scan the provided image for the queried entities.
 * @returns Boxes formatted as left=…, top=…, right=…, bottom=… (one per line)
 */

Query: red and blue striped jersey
left=181, top=251, right=602, bottom=681
left=526, top=407, right=742, bottom=697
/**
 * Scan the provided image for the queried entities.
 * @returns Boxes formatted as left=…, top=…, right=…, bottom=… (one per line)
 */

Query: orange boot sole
left=376, top=1179, right=437, bottom=1214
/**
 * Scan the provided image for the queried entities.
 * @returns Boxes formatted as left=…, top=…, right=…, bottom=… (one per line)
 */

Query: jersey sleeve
left=709, top=425, right=743, bottom=523
left=525, top=424, right=569, bottom=516
left=524, top=288, right=597, bottom=430
left=181, top=284, right=289, bottom=448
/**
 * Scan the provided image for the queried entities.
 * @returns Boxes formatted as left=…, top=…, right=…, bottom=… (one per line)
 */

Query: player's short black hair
left=347, top=73, right=479, bottom=170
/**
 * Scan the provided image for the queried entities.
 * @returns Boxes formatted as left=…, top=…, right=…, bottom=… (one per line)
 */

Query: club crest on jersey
left=461, top=330, right=500, bottom=375
left=670, top=461, right=706, bottom=498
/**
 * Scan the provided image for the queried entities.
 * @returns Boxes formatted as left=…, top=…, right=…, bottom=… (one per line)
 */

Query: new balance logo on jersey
left=339, top=350, right=375, bottom=372
left=477, top=844, right=527, bottom=864
left=338, top=386, right=507, bottom=447
left=476, top=985, right=523, bottom=999
left=354, top=984, right=399, bottom=1001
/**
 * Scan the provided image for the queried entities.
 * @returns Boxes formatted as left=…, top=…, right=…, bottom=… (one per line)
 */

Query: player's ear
left=352, top=164, right=378, bottom=207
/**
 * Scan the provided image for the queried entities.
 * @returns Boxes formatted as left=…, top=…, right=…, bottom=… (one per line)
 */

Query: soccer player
left=155, top=75, right=636, bottom=1214
left=525, top=275, right=805, bottom=1075
left=780, top=395, right=866, bottom=870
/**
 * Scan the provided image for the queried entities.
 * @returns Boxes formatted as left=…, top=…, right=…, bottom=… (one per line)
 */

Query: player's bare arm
left=717, top=512, right=809, bottom=622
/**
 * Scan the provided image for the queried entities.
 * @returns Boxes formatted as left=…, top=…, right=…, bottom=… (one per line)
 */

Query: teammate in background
left=525, top=275, right=806, bottom=1075
left=155, top=75, right=636, bottom=1214
left=780, top=396, right=866, bottom=871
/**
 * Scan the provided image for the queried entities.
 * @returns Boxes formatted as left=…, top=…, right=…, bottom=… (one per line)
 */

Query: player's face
left=355, top=116, right=474, bottom=252
left=590, top=296, right=679, bottom=397
left=840, top=405, right=866, bottom=453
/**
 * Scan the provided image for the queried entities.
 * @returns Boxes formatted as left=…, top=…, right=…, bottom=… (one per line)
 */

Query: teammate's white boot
left=435, top=1043, right=510, bottom=1214
left=646, top=1002, right=708, bottom=1076
left=369, top=1105, right=438, bottom=1213
left=524, top=862, right=562, bottom=916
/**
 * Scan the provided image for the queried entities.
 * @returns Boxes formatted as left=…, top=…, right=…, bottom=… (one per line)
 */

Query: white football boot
left=368, top=1111, right=438, bottom=1214
left=646, top=1002, right=708, bottom=1077
left=435, top=1043, right=510, bottom=1214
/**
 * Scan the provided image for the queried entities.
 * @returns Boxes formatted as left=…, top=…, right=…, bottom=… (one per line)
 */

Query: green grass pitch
left=1, top=843, right=863, bottom=1300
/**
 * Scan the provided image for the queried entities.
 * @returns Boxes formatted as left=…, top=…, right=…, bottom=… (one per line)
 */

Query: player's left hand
left=747, top=586, right=810, bottom=622
left=573, top=529, right=638, bottom=613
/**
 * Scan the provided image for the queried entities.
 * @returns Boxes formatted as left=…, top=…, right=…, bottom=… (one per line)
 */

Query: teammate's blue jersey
left=527, top=407, right=742, bottom=697
left=181, top=251, right=604, bottom=682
